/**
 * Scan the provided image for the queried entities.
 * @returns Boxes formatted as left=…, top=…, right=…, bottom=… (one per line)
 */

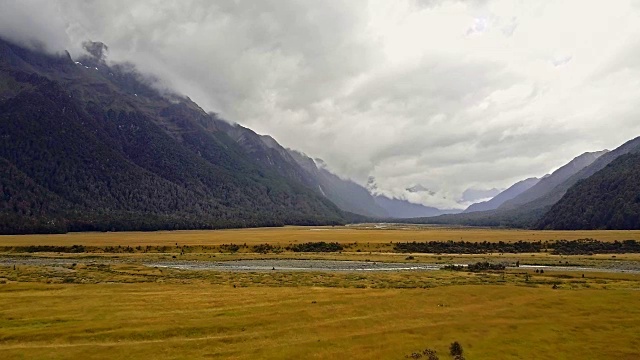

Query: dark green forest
left=538, top=152, right=640, bottom=230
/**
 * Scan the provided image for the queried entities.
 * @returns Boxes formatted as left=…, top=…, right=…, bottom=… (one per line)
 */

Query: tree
left=449, top=341, right=463, bottom=357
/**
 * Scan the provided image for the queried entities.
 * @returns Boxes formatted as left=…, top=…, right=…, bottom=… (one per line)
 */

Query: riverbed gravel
left=1, top=257, right=640, bottom=273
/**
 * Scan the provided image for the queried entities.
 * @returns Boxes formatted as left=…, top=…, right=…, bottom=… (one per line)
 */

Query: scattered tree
left=449, top=342, right=463, bottom=357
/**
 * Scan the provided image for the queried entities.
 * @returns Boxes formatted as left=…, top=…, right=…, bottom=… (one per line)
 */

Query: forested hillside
left=0, top=39, right=346, bottom=233
left=538, top=153, right=640, bottom=230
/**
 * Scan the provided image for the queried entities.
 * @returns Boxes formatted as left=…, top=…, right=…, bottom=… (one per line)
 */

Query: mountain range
left=408, top=137, right=640, bottom=228
left=0, top=39, right=353, bottom=233
left=373, top=195, right=461, bottom=218
left=463, top=177, right=540, bottom=213
left=0, top=38, right=464, bottom=233
left=2, top=37, right=640, bottom=232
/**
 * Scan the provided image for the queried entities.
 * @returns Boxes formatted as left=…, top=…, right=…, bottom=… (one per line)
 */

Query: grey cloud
left=1, top=0, right=639, bottom=209
left=0, top=0, right=70, bottom=53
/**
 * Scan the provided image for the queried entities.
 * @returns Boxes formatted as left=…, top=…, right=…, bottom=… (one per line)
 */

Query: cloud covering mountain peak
left=2, top=0, right=640, bottom=208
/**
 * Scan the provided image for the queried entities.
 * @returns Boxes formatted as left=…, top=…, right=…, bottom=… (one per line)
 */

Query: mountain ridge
left=392, top=146, right=631, bottom=228
left=498, top=150, right=608, bottom=210
left=0, top=37, right=348, bottom=233
left=538, top=152, right=640, bottom=229
left=464, top=177, right=539, bottom=213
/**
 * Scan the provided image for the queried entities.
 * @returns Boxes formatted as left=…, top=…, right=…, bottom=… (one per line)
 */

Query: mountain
left=401, top=139, right=640, bottom=228
left=460, top=188, right=502, bottom=203
left=464, top=177, right=539, bottom=213
left=538, top=152, right=640, bottom=229
left=0, top=38, right=348, bottom=233
left=286, top=150, right=389, bottom=218
left=496, top=137, right=640, bottom=221
left=499, top=150, right=608, bottom=210
left=374, top=195, right=461, bottom=218
left=194, top=114, right=387, bottom=218
left=533, top=136, right=640, bottom=207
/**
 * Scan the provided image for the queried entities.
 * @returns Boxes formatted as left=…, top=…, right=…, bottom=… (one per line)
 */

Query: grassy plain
left=1, top=226, right=640, bottom=359
left=2, top=225, right=640, bottom=247
left=1, top=281, right=639, bottom=360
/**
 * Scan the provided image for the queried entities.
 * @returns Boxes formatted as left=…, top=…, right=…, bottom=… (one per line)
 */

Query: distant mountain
left=499, top=150, right=608, bottom=210
left=461, top=188, right=502, bottom=203
left=538, top=152, right=640, bottom=229
left=400, top=138, right=640, bottom=228
left=535, top=136, right=640, bottom=206
left=286, top=150, right=389, bottom=218
left=374, top=195, right=461, bottom=218
left=464, top=177, right=539, bottom=213
left=0, top=38, right=347, bottom=233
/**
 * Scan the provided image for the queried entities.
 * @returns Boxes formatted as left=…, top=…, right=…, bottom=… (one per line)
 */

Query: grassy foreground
left=2, top=226, right=640, bottom=359
left=0, top=283, right=638, bottom=359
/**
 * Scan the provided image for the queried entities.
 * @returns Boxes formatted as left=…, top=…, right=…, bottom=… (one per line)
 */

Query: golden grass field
left=2, top=225, right=640, bottom=247
left=2, top=226, right=640, bottom=359
left=1, top=282, right=639, bottom=359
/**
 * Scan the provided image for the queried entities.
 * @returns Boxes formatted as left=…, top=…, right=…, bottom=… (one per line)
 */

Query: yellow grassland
left=2, top=225, right=640, bottom=247
left=1, top=226, right=640, bottom=359
left=0, top=281, right=639, bottom=359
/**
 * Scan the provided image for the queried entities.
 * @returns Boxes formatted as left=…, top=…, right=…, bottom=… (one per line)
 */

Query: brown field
left=2, top=225, right=640, bottom=247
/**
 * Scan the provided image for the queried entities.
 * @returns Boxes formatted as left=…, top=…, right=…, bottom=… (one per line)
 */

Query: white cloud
left=2, top=0, right=640, bottom=209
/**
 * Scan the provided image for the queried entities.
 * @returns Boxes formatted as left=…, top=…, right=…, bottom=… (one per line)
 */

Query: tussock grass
left=1, top=226, right=640, bottom=359
left=0, top=282, right=639, bottom=359
left=2, top=225, right=640, bottom=247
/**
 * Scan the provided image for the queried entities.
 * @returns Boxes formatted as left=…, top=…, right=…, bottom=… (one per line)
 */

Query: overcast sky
left=2, top=0, right=640, bottom=209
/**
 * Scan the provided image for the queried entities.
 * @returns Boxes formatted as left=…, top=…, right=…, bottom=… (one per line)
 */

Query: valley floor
left=1, top=225, right=640, bottom=359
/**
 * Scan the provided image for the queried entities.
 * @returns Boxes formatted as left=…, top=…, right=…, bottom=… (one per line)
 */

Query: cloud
left=0, top=0, right=71, bottom=53
left=2, top=0, right=640, bottom=209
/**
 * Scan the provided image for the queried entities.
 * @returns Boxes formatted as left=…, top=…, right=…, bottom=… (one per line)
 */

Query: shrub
left=422, top=348, right=439, bottom=360
left=220, top=244, right=240, bottom=253
left=252, top=244, right=275, bottom=254
left=288, top=242, right=343, bottom=252
left=443, top=262, right=505, bottom=272
left=449, top=341, right=463, bottom=357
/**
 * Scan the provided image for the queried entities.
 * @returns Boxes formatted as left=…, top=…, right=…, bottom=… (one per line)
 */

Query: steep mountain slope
left=528, top=136, right=640, bottom=209
left=538, top=152, right=640, bottom=229
left=201, top=117, right=388, bottom=218
left=0, top=38, right=346, bottom=233
left=287, top=150, right=388, bottom=218
left=464, top=177, right=539, bottom=213
left=499, top=151, right=608, bottom=210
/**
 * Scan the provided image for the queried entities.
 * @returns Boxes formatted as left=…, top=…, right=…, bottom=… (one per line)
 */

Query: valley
left=2, top=2, right=640, bottom=359
left=1, top=226, right=640, bottom=359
